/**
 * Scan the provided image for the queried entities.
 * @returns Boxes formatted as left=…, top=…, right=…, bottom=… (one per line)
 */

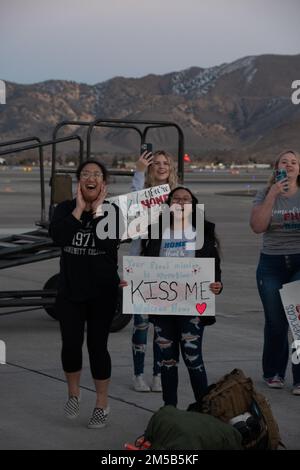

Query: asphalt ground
left=0, top=169, right=299, bottom=450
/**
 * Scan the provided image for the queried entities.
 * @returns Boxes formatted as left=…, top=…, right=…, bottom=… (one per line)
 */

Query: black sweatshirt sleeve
left=50, top=200, right=122, bottom=256
left=49, top=200, right=82, bottom=247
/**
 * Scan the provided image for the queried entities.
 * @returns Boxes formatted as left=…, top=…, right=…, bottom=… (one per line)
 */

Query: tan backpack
left=199, top=369, right=283, bottom=450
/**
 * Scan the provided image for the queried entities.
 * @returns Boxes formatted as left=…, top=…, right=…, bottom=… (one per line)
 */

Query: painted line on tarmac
left=0, top=307, right=42, bottom=316
left=5, top=361, right=154, bottom=414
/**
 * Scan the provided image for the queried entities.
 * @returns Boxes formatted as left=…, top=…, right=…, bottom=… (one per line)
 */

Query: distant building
left=230, top=163, right=271, bottom=169
left=254, top=164, right=271, bottom=169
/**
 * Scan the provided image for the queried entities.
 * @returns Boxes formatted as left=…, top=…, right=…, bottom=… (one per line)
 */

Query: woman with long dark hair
left=141, top=186, right=222, bottom=406
left=50, top=159, right=121, bottom=428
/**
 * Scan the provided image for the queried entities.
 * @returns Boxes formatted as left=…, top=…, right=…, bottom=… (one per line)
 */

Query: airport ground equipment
left=0, top=119, right=184, bottom=331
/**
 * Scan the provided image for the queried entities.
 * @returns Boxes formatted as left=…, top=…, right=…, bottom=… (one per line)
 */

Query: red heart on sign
left=196, top=303, right=207, bottom=315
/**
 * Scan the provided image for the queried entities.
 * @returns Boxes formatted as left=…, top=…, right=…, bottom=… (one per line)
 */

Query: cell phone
left=141, top=143, right=153, bottom=155
left=274, top=169, right=288, bottom=191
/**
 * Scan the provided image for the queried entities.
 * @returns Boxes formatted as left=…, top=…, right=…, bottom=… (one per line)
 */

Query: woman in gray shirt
left=250, top=150, right=300, bottom=395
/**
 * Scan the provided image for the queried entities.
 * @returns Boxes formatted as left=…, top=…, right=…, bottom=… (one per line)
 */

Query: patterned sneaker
left=64, top=395, right=80, bottom=419
left=88, top=406, right=110, bottom=429
left=292, top=385, right=300, bottom=396
left=133, top=375, right=150, bottom=392
left=264, top=375, right=284, bottom=389
left=151, top=374, right=162, bottom=392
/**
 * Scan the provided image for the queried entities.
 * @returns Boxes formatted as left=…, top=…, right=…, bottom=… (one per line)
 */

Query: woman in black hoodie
left=141, top=186, right=222, bottom=407
left=50, top=159, right=120, bottom=429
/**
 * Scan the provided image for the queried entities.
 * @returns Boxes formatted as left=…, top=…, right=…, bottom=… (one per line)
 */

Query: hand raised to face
left=91, top=182, right=108, bottom=215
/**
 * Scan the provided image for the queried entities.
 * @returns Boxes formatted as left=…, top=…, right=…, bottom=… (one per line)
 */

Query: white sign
left=123, top=256, right=215, bottom=316
left=106, top=184, right=170, bottom=240
left=0, top=340, right=6, bottom=364
left=279, top=280, right=300, bottom=342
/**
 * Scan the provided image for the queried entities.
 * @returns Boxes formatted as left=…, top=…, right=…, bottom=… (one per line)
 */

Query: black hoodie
left=49, top=199, right=120, bottom=301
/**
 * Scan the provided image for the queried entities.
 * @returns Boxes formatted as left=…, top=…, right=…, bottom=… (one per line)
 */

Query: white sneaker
left=292, top=385, right=300, bottom=396
left=264, top=375, right=284, bottom=389
left=151, top=375, right=162, bottom=392
left=133, top=375, right=150, bottom=392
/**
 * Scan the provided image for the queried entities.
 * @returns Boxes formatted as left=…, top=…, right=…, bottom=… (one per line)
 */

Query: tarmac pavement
left=0, top=186, right=299, bottom=450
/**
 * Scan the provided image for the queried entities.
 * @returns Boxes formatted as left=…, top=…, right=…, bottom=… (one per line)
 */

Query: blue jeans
left=132, top=314, right=161, bottom=376
left=153, top=315, right=208, bottom=406
left=256, top=253, right=300, bottom=386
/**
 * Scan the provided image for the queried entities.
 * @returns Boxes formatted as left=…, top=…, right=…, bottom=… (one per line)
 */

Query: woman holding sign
left=131, top=150, right=177, bottom=393
left=141, top=186, right=222, bottom=407
left=50, top=160, right=121, bottom=428
left=250, top=150, right=300, bottom=395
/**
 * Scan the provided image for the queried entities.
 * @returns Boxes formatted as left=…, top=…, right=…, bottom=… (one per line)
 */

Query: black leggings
left=56, top=289, right=118, bottom=380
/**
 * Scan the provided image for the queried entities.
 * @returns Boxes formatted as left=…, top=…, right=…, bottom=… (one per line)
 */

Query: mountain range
left=1, top=54, right=300, bottom=163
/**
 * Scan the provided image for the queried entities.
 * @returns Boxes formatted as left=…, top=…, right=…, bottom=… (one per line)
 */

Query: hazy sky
left=1, top=0, right=300, bottom=84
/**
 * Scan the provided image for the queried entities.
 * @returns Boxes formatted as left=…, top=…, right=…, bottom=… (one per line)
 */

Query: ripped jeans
left=132, top=314, right=161, bottom=376
left=153, top=315, right=207, bottom=406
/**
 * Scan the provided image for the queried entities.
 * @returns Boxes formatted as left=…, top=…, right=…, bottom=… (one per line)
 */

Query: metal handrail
left=0, top=136, right=46, bottom=221
left=51, top=118, right=185, bottom=183
left=85, top=119, right=143, bottom=158
left=51, top=119, right=143, bottom=172
left=142, top=123, right=185, bottom=183
left=0, top=135, right=83, bottom=225
left=51, top=120, right=93, bottom=181
left=86, top=118, right=185, bottom=183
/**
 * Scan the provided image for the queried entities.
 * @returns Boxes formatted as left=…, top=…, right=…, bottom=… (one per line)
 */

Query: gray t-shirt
left=253, top=187, right=300, bottom=255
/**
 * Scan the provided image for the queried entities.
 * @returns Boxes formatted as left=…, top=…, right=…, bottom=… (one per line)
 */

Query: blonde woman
left=131, top=150, right=177, bottom=392
left=250, top=150, right=300, bottom=395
